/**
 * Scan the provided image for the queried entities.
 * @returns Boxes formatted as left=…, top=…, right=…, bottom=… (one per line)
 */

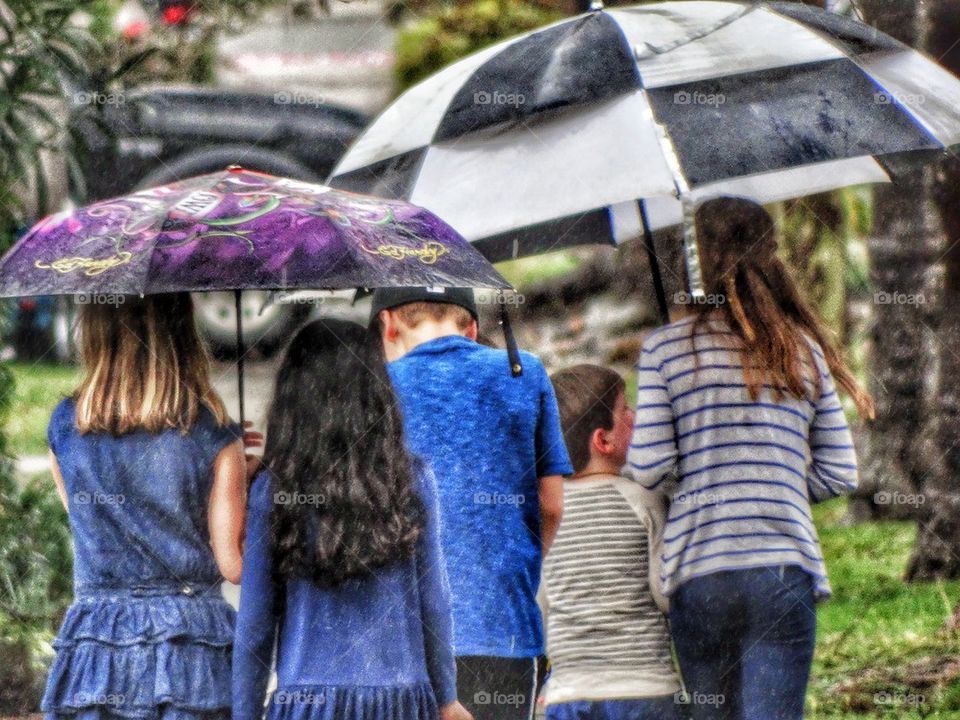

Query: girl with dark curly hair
left=232, top=319, right=471, bottom=720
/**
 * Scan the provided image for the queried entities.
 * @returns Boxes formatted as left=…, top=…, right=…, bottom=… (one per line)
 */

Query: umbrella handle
left=498, top=296, right=523, bottom=378
left=234, top=289, right=246, bottom=429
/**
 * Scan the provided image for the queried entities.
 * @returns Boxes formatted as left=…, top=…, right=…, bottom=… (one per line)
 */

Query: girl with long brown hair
left=626, top=197, right=872, bottom=720
left=42, top=293, right=246, bottom=720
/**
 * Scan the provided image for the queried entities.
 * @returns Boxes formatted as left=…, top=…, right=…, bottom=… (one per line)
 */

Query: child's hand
left=439, top=701, right=473, bottom=720
left=242, top=421, right=264, bottom=482
left=242, top=420, right=264, bottom=450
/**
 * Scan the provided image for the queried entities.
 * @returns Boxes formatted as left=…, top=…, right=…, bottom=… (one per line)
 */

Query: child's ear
left=465, top=318, right=479, bottom=341
left=590, top=426, right=611, bottom=457
left=379, top=310, right=398, bottom=342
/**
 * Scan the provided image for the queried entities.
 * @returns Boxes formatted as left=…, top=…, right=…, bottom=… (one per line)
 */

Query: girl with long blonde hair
left=42, top=293, right=247, bottom=720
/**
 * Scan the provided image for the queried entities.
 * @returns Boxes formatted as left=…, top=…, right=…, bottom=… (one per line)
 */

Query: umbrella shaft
left=639, top=201, right=670, bottom=325
left=234, top=289, right=245, bottom=428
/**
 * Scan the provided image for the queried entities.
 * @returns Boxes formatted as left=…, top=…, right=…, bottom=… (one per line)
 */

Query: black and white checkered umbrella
left=331, top=1, right=960, bottom=313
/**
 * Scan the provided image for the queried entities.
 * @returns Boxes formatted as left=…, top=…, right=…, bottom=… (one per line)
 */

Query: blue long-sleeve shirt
left=625, top=317, right=859, bottom=600
left=232, top=467, right=457, bottom=720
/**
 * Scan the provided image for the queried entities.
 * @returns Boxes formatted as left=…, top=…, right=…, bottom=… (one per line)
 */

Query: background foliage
left=394, top=0, right=561, bottom=91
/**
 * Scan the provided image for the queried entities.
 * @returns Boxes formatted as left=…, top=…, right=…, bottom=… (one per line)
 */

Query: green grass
left=808, top=499, right=960, bottom=718
left=5, top=362, right=79, bottom=457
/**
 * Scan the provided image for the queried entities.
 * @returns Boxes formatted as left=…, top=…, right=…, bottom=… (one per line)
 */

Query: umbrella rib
left=627, top=3, right=757, bottom=58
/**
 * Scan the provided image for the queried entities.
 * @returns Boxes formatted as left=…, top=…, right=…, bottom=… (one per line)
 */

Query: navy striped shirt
left=625, top=316, right=858, bottom=599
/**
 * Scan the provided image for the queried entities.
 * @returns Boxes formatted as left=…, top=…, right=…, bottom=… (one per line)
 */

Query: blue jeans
left=669, top=565, right=816, bottom=720
left=547, top=696, right=688, bottom=720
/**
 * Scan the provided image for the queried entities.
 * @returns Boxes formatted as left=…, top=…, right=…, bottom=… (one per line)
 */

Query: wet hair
left=691, top=197, right=874, bottom=419
left=264, top=319, right=424, bottom=586
left=74, top=293, right=228, bottom=434
left=550, top=364, right=626, bottom=474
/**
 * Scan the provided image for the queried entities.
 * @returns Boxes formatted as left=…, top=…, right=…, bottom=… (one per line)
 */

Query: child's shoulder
left=640, top=317, right=697, bottom=353
left=458, top=343, right=550, bottom=386
left=47, top=396, right=78, bottom=454
left=475, top=345, right=548, bottom=374
left=249, top=468, right=274, bottom=511
left=48, top=395, right=76, bottom=433
left=610, top=475, right=661, bottom=523
left=51, top=395, right=76, bottom=420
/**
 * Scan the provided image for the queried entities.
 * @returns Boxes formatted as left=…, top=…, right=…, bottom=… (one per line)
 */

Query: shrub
left=394, top=0, right=562, bottom=92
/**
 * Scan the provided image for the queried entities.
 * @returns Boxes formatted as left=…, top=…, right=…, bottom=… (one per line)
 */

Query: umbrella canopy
left=330, top=1, right=960, bottom=263
left=0, top=167, right=510, bottom=297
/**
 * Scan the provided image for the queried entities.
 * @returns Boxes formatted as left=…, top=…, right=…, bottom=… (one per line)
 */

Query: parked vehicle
left=69, top=86, right=368, bottom=354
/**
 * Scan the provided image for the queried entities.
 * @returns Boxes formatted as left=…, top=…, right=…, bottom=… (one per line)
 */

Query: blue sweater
left=231, top=468, right=457, bottom=720
left=388, top=335, right=573, bottom=657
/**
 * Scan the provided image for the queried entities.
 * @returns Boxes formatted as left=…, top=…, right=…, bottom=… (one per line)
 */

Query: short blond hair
left=390, top=302, right=473, bottom=332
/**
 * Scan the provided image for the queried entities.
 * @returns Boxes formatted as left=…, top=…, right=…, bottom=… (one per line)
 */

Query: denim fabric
left=546, top=696, right=688, bottom=720
left=388, top=336, right=573, bottom=657
left=47, top=398, right=241, bottom=592
left=43, top=398, right=241, bottom=720
left=670, top=565, right=816, bottom=720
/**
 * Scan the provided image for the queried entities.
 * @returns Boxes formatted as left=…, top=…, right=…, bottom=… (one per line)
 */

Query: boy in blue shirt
left=372, top=286, right=572, bottom=720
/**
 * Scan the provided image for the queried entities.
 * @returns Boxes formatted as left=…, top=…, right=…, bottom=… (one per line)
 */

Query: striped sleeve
left=806, top=363, right=858, bottom=503
left=626, top=338, right=679, bottom=496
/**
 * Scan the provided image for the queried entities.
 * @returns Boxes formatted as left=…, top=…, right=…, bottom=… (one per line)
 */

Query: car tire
left=135, top=147, right=322, bottom=357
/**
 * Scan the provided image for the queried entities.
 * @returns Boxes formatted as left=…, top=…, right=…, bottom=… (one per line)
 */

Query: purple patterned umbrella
left=0, top=167, right=510, bottom=296
left=0, top=167, right=512, bottom=421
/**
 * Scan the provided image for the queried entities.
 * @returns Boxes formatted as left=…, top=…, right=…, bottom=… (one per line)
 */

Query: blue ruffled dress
left=231, top=468, right=457, bottom=720
left=42, top=398, right=242, bottom=720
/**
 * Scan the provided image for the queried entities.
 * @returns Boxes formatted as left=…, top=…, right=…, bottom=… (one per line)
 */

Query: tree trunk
left=903, top=0, right=960, bottom=579
left=849, top=0, right=943, bottom=525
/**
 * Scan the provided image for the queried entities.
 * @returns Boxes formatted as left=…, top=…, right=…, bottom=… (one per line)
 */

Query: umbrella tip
left=589, top=0, right=603, bottom=10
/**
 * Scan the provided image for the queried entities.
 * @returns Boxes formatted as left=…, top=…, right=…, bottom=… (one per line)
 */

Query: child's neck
left=404, top=322, right=467, bottom=353
left=570, top=457, right=624, bottom=481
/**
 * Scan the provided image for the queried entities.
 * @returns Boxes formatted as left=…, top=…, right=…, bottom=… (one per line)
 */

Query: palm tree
left=0, top=1, right=96, bottom=248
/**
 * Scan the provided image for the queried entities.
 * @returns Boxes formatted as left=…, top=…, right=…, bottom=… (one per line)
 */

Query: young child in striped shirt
left=543, top=365, right=687, bottom=720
